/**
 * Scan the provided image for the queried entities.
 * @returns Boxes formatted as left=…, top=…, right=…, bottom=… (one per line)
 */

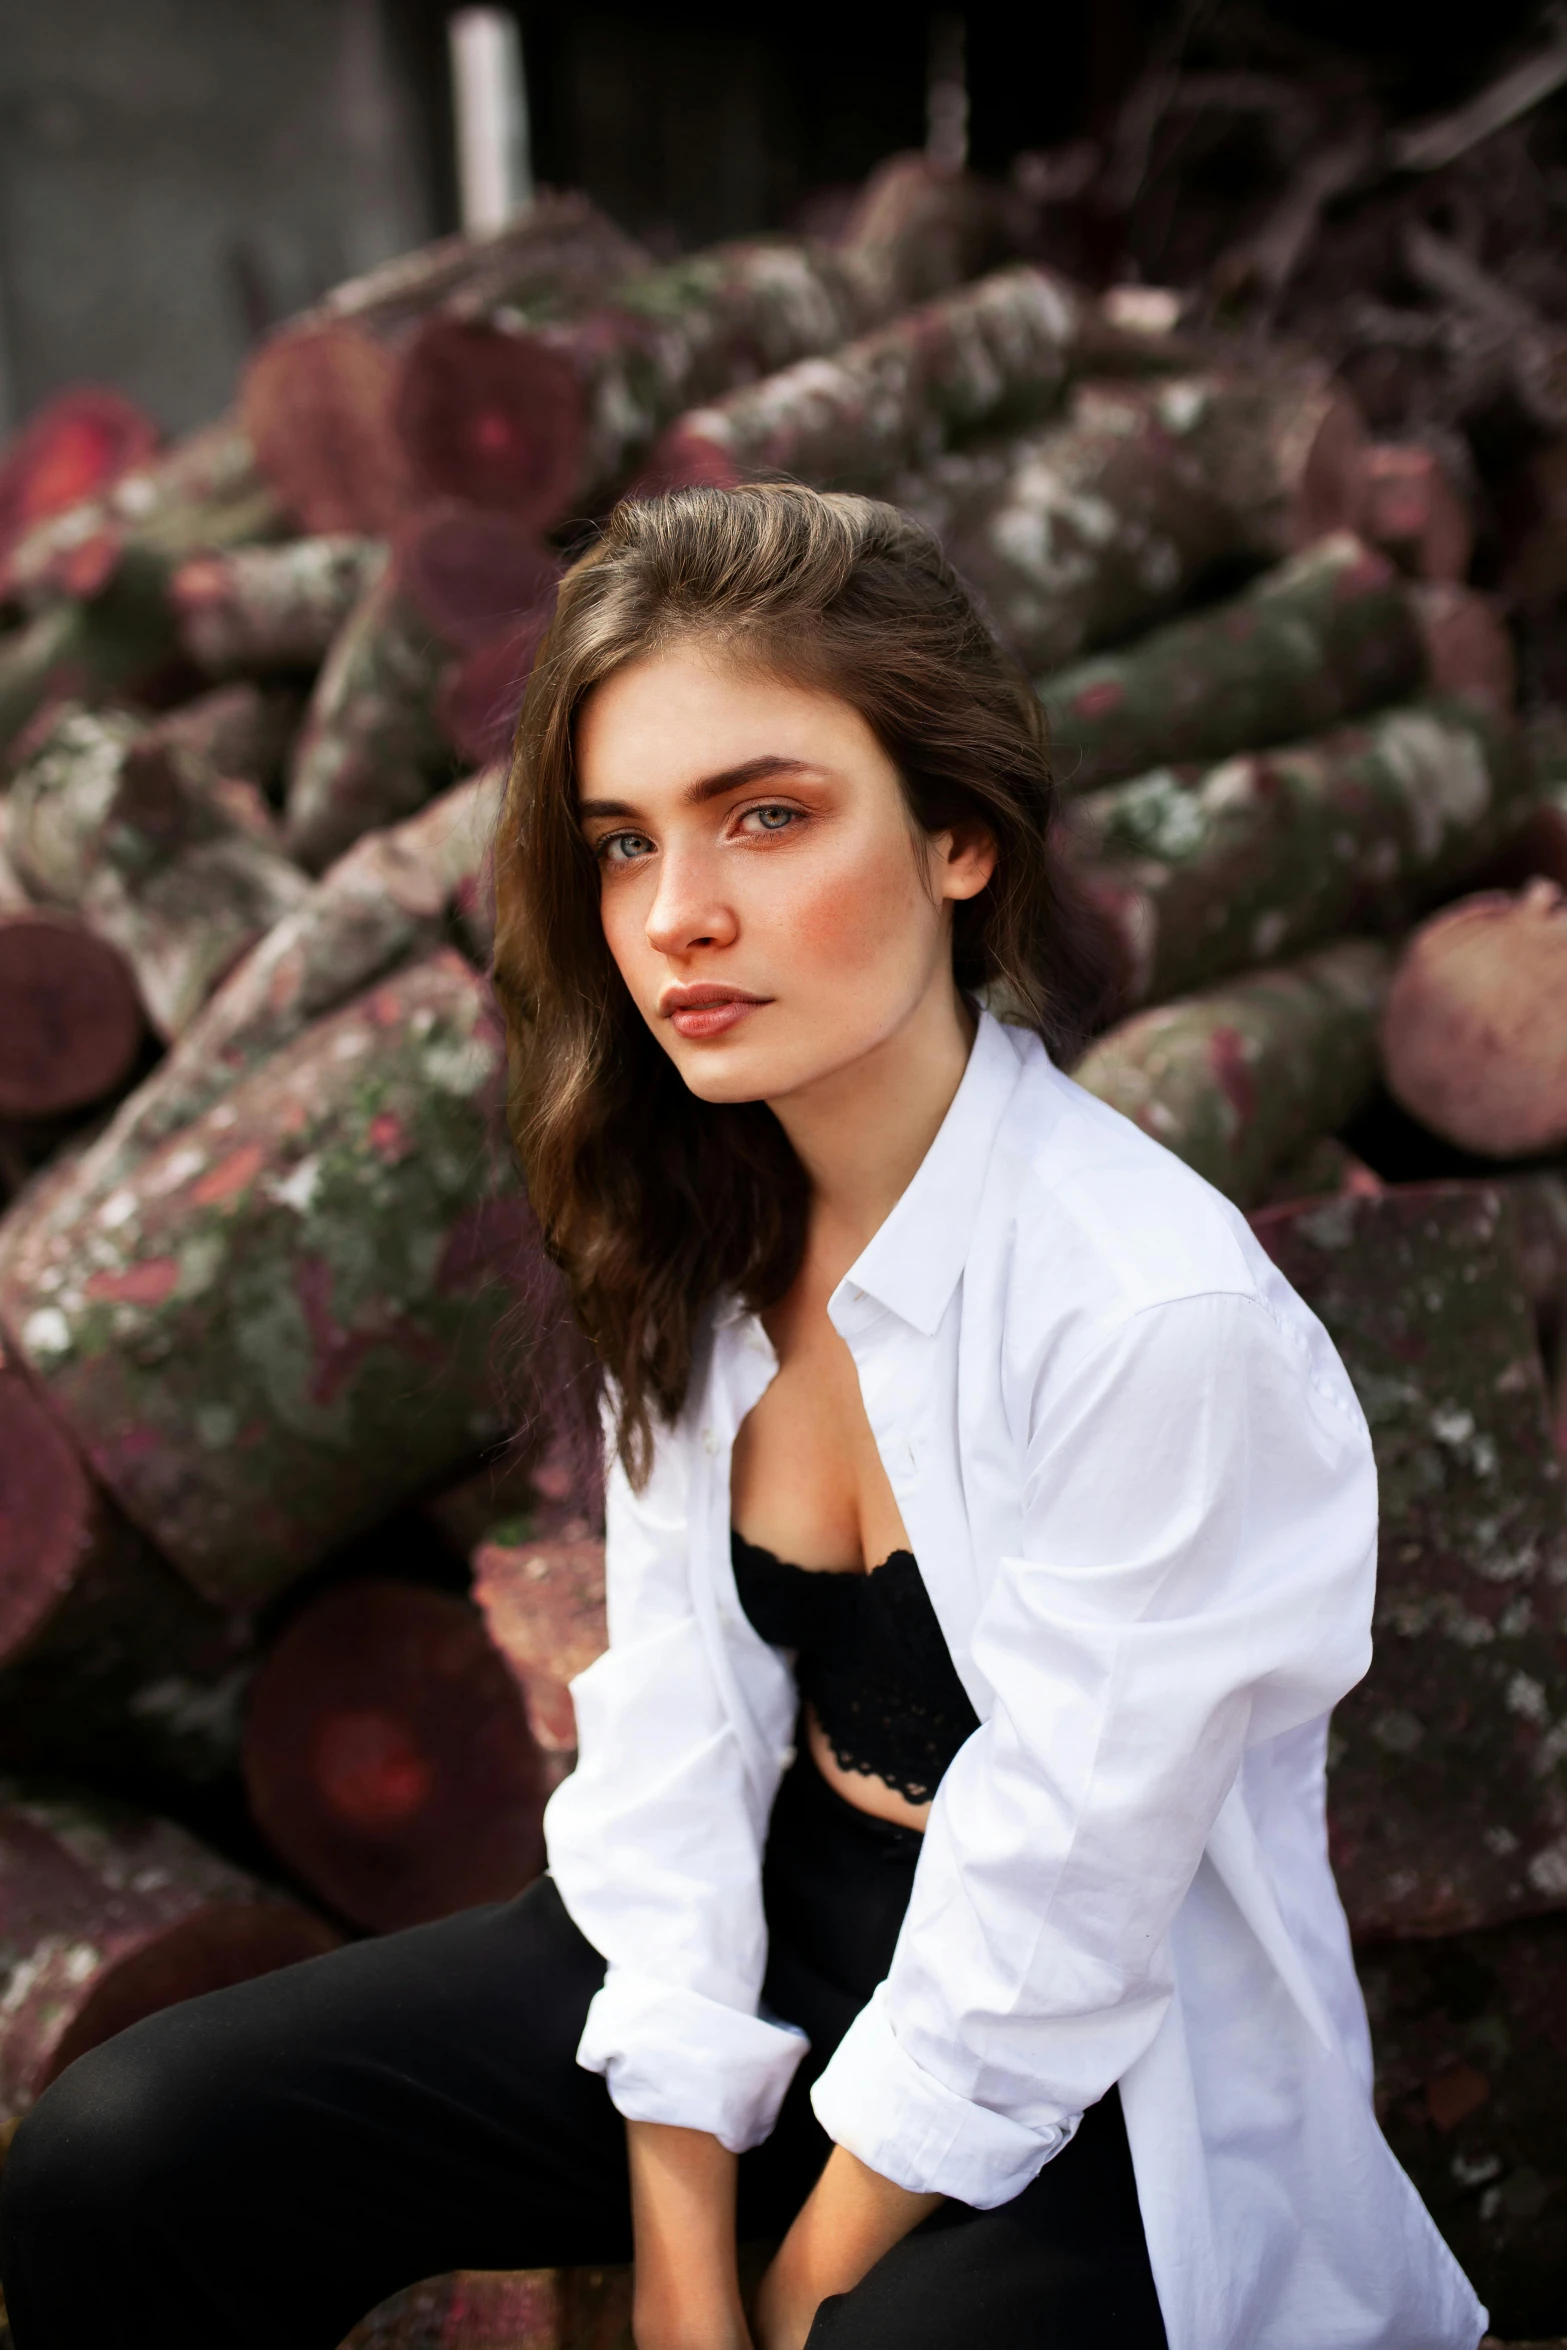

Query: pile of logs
left=2, top=91, right=1567, bottom=2344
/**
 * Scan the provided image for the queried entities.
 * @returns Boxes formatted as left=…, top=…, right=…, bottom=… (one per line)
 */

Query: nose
left=644, top=842, right=737, bottom=959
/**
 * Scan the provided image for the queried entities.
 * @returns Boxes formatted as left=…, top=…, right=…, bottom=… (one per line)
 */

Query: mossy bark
left=1069, top=937, right=1391, bottom=1206
left=1253, top=1182, right=1567, bottom=1938
left=173, top=536, right=388, bottom=676
left=902, top=365, right=1367, bottom=674
left=1074, top=699, right=1533, bottom=1008
left=6, top=704, right=309, bottom=1038
left=1038, top=532, right=1425, bottom=796
left=0, top=950, right=535, bottom=1607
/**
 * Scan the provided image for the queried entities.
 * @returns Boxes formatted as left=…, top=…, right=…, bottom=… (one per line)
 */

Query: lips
left=660, top=986, right=769, bottom=1041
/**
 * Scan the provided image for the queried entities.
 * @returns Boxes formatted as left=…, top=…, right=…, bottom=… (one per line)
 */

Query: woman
left=0, top=486, right=1482, bottom=2350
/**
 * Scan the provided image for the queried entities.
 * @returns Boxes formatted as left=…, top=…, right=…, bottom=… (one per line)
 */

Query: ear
left=932, top=820, right=997, bottom=904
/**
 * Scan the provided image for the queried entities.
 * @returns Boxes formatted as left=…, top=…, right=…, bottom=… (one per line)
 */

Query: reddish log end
left=394, top=321, right=586, bottom=529
left=1381, top=881, right=1567, bottom=1158
left=436, top=618, right=549, bottom=767
left=629, top=424, right=748, bottom=500
left=1363, top=442, right=1474, bottom=582
left=244, top=1580, right=547, bottom=1932
left=241, top=325, right=417, bottom=535
left=0, top=387, right=159, bottom=576
left=1413, top=582, right=1517, bottom=715
left=471, top=1535, right=607, bottom=1784
left=0, top=910, right=146, bottom=1119
left=394, top=504, right=560, bottom=652
left=0, top=1355, right=99, bottom=1666
left=0, top=1794, right=339, bottom=2123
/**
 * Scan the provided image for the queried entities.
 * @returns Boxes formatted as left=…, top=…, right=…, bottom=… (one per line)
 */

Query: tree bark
left=0, top=911, right=146, bottom=1119
left=395, top=169, right=1016, bottom=528
left=1360, top=1915, right=1567, bottom=2342
left=6, top=704, right=310, bottom=1039
left=1068, top=937, right=1392, bottom=1205
left=283, top=507, right=554, bottom=870
left=148, top=680, right=304, bottom=795
left=1253, top=1181, right=1567, bottom=1938
left=0, top=388, right=159, bottom=576
left=0, top=950, right=538, bottom=1607
left=173, top=537, right=388, bottom=676
left=242, top=1579, right=545, bottom=1932
left=1380, top=880, right=1567, bottom=1159
left=241, top=194, right=651, bottom=535
left=901, top=364, right=1368, bottom=673
left=0, top=1788, right=338, bottom=2126
left=642, top=263, right=1103, bottom=496
left=1362, top=440, right=1474, bottom=580
left=1074, top=698, right=1532, bottom=1009
left=2, top=768, right=501, bottom=1245
left=471, top=1534, right=608, bottom=1790
left=1038, top=532, right=1425, bottom=796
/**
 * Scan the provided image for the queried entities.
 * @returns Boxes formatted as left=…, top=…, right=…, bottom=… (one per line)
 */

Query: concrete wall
left=0, top=0, right=435, bottom=436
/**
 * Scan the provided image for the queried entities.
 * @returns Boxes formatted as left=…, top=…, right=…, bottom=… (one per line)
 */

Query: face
left=575, top=640, right=995, bottom=1107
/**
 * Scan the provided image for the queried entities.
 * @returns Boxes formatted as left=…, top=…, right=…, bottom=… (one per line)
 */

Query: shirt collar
left=830, top=1007, right=1031, bottom=1342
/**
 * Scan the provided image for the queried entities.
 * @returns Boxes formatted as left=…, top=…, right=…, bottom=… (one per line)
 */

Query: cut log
left=284, top=507, right=555, bottom=869
left=172, top=537, right=388, bottom=677
left=1360, top=1915, right=1567, bottom=2338
left=1039, top=533, right=1424, bottom=797
left=1253, top=1183, right=1567, bottom=1937
left=395, top=170, right=1012, bottom=529
left=472, top=1534, right=607, bottom=1789
left=642, top=263, right=1098, bottom=497
left=0, top=1377, right=249, bottom=1810
left=435, top=616, right=549, bottom=769
left=1075, top=699, right=1531, bottom=1009
left=1410, top=582, right=1517, bottom=718
left=6, top=704, right=309, bottom=1038
left=5, top=768, right=502, bottom=1240
left=0, top=587, right=176, bottom=766
left=0, top=388, right=159, bottom=573
left=1, top=415, right=286, bottom=611
left=0, top=950, right=538, bottom=1607
left=241, top=195, right=651, bottom=535
left=0, top=911, right=145, bottom=1118
left=902, top=364, right=1368, bottom=673
left=243, top=1580, right=545, bottom=1932
left=0, top=1788, right=338, bottom=2125
left=1380, top=882, right=1567, bottom=1159
left=1069, top=937, right=1391, bottom=1206
left=340, top=2264, right=635, bottom=2350
left=1362, top=441, right=1474, bottom=581
left=831, top=153, right=1023, bottom=313
left=1257, top=1133, right=1383, bottom=1206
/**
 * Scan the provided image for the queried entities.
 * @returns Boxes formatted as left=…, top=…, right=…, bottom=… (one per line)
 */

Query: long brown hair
left=493, top=483, right=1118, bottom=1482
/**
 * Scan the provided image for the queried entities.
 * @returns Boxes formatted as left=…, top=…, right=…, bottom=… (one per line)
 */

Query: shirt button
left=701, top=1425, right=719, bottom=1454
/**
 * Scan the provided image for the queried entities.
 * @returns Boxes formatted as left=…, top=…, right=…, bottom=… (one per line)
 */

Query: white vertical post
left=448, top=7, right=534, bottom=236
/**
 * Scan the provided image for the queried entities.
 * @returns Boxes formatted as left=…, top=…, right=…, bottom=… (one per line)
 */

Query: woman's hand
left=626, top=2120, right=752, bottom=2350
left=753, top=2146, right=942, bottom=2350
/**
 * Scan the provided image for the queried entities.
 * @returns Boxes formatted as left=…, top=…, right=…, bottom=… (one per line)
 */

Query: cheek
left=597, top=879, right=655, bottom=1000
left=767, top=830, right=933, bottom=975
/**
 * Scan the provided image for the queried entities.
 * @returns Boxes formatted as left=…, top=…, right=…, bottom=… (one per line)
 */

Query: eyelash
left=594, top=803, right=805, bottom=865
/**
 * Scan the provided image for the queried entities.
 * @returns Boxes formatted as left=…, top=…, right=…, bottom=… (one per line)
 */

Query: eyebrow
left=578, top=754, right=816, bottom=822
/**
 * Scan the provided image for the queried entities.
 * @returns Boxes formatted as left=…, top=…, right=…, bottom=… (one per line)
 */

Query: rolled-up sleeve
left=544, top=1420, right=805, bottom=2152
left=811, top=1289, right=1377, bottom=2206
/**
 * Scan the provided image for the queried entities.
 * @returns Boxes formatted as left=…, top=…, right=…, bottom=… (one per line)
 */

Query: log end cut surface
left=244, top=1579, right=546, bottom=1932
left=396, top=323, right=586, bottom=531
left=0, top=1364, right=98, bottom=1665
left=242, top=325, right=416, bottom=536
left=1382, top=883, right=1567, bottom=1157
left=0, top=912, right=146, bottom=1119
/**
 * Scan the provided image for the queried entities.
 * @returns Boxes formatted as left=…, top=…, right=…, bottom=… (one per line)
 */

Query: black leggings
left=0, top=1759, right=1167, bottom=2349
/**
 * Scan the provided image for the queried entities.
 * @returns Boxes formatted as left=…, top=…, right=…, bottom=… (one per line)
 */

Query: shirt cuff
left=809, top=1983, right=1077, bottom=2209
left=576, top=1965, right=809, bottom=2154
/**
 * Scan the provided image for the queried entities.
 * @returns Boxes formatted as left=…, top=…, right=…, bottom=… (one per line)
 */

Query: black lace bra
left=730, top=1530, right=981, bottom=1806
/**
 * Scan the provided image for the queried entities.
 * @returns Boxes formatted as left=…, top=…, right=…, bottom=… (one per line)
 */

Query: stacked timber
left=1, top=136, right=1566, bottom=2341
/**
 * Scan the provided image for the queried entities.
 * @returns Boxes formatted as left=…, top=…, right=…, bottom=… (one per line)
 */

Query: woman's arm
left=627, top=2121, right=751, bottom=2350
left=753, top=2149, right=942, bottom=2350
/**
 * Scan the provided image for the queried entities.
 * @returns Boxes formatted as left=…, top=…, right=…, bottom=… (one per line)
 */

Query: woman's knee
left=2, top=2015, right=199, bottom=2233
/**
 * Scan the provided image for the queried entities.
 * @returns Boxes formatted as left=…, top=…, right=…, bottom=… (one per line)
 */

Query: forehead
left=575, top=641, right=888, bottom=801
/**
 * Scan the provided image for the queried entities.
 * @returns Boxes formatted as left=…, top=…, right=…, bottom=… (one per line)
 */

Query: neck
left=766, top=973, right=976, bottom=1276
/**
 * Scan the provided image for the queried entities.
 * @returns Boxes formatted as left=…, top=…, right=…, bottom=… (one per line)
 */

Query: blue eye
left=600, top=832, right=653, bottom=863
left=747, top=805, right=797, bottom=832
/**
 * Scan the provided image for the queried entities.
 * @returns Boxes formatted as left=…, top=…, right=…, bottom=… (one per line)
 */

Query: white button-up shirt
left=545, top=1008, right=1485, bottom=2350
